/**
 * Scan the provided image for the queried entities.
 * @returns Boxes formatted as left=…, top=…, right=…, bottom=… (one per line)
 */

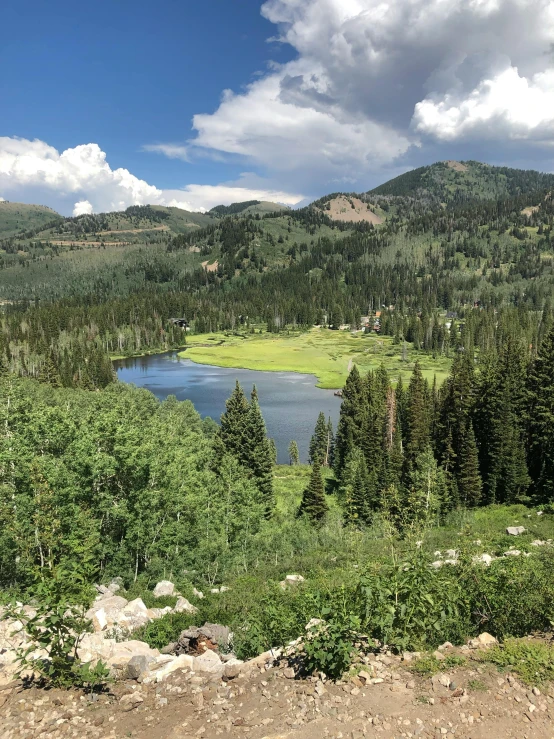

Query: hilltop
left=0, top=201, right=63, bottom=238
left=369, top=160, right=554, bottom=203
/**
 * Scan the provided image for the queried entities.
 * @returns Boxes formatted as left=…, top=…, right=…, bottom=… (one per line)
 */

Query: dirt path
left=2, top=654, right=553, bottom=738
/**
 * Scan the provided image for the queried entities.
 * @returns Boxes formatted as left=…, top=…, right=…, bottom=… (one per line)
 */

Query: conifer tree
left=288, top=440, right=299, bottom=465
left=527, top=324, right=554, bottom=501
left=333, top=365, right=365, bottom=478
left=405, top=361, right=430, bottom=466
left=309, top=412, right=329, bottom=465
left=216, top=381, right=250, bottom=465
left=245, top=388, right=275, bottom=515
left=457, top=421, right=482, bottom=507
left=298, top=462, right=328, bottom=525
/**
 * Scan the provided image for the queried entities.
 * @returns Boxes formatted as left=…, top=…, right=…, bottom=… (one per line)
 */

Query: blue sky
left=2, top=0, right=554, bottom=214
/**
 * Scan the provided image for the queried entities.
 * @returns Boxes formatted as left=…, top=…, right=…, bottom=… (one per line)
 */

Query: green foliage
left=481, top=639, right=554, bottom=686
left=356, top=546, right=467, bottom=652
left=133, top=612, right=199, bottom=650
left=303, top=611, right=361, bottom=680
left=410, top=653, right=466, bottom=677
left=1, top=570, right=109, bottom=691
left=288, top=440, right=300, bottom=466
left=298, top=463, right=329, bottom=524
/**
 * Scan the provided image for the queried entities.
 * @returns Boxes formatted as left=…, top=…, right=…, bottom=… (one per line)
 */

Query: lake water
left=114, top=352, right=342, bottom=464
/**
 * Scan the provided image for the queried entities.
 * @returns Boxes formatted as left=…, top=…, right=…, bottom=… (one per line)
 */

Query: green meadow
left=181, top=327, right=452, bottom=389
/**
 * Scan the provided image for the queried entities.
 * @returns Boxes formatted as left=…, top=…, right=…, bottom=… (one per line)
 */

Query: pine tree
left=405, top=361, right=430, bottom=466
left=527, top=324, right=554, bottom=501
left=457, top=421, right=482, bottom=507
left=216, top=381, right=250, bottom=466
left=288, top=440, right=299, bottom=465
left=350, top=455, right=370, bottom=526
left=326, top=417, right=335, bottom=468
left=268, top=438, right=277, bottom=466
left=309, top=412, right=332, bottom=465
left=333, top=365, right=365, bottom=478
left=245, top=388, right=275, bottom=515
left=298, top=462, right=328, bottom=525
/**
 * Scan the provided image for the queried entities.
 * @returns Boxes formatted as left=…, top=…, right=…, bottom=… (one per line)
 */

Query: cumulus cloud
left=0, top=137, right=304, bottom=215
left=145, top=0, right=554, bottom=189
left=73, top=199, right=94, bottom=216
left=414, top=66, right=554, bottom=142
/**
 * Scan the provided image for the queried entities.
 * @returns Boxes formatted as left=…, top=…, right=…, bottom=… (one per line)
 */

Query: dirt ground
left=2, top=654, right=554, bottom=739
left=324, top=197, right=383, bottom=225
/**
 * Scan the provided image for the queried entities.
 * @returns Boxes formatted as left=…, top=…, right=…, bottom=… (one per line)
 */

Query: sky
left=2, top=0, right=554, bottom=215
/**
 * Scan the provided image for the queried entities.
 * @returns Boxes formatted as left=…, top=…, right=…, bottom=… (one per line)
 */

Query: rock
left=431, top=561, right=443, bottom=569
left=160, top=642, right=177, bottom=655
left=438, top=673, right=451, bottom=687
left=108, top=579, right=122, bottom=593
left=193, top=587, right=204, bottom=599
left=503, top=549, right=521, bottom=556
left=531, top=540, right=546, bottom=546
left=125, top=654, right=156, bottom=680
left=279, top=574, right=305, bottom=590
left=433, top=650, right=446, bottom=661
left=446, top=549, right=458, bottom=559
left=151, top=654, right=195, bottom=682
left=506, top=526, right=526, bottom=536
left=91, top=608, right=108, bottom=632
left=153, top=580, right=176, bottom=597
left=119, top=692, right=144, bottom=709
left=94, top=584, right=111, bottom=595
left=193, top=649, right=223, bottom=674
left=106, top=640, right=160, bottom=673
left=121, top=598, right=150, bottom=630
left=223, top=659, right=243, bottom=680
left=473, top=553, right=493, bottom=565
left=175, top=623, right=231, bottom=654
left=85, top=595, right=128, bottom=631
left=173, top=596, right=198, bottom=614
left=146, top=606, right=172, bottom=620
left=468, top=632, right=498, bottom=649
left=283, top=667, right=295, bottom=679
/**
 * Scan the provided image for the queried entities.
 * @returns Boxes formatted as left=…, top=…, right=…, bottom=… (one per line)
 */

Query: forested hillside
left=5, top=161, right=554, bottom=695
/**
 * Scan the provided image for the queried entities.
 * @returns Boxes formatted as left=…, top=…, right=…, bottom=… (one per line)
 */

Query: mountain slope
left=370, top=160, right=554, bottom=203
left=0, top=201, right=63, bottom=238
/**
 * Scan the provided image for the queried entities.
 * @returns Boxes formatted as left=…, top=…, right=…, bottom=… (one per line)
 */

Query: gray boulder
left=506, top=526, right=526, bottom=536
left=125, top=654, right=156, bottom=680
left=153, top=580, right=175, bottom=597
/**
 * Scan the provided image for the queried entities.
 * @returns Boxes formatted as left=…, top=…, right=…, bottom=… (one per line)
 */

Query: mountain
left=210, top=200, right=290, bottom=216
left=0, top=201, right=63, bottom=238
left=370, top=160, right=554, bottom=203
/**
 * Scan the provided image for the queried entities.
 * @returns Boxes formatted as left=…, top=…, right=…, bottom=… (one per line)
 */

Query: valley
left=3, top=160, right=554, bottom=737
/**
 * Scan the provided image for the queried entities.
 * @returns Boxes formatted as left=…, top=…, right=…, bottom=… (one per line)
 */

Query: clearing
left=181, top=328, right=451, bottom=388
left=324, top=196, right=383, bottom=225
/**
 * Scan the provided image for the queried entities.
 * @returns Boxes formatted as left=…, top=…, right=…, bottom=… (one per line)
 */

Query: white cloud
left=0, top=137, right=304, bottom=215
left=164, top=179, right=304, bottom=211
left=414, top=66, right=554, bottom=142
left=145, top=0, right=554, bottom=185
left=142, top=143, right=190, bottom=161
left=73, top=199, right=94, bottom=216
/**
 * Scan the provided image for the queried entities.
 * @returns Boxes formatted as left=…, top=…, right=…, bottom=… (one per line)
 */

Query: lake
left=114, top=352, right=342, bottom=463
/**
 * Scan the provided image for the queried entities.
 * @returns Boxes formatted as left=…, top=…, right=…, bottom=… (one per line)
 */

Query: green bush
left=1, top=571, right=110, bottom=691
left=303, top=612, right=360, bottom=680
left=134, top=612, right=198, bottom=650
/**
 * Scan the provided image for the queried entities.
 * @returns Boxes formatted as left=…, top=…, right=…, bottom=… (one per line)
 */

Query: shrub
left=1, top=571, right=110, bottom=691
left=303, top=612, right=360, bottom=680
left=480, top=639, right=554, bottom=686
